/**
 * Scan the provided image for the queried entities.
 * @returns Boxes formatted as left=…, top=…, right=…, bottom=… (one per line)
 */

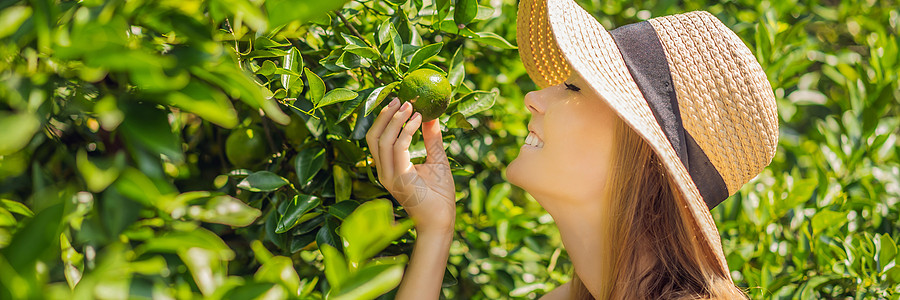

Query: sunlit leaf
left=316, top=88, right=358, bottom=109
left=456, top=90, right=497, bottom=117
left=408, top=42, right=442, bottom=71
left=276, top=194, right=322, bottom=233
left=237, top=171, right=290, bottom=192
left=453, top=0, right=477, bottom=26
left=364, top=82, right=400, bottom=117
left=333, top=165, right=352, bottom=202
left=295, top=146, right=326, bottom=187
left=339, top=199, right=413, bottom=267
left=472, top=32, right=517, bottom=49
left=304, top=68, right=325, bottom=104
left=0, top=111, right=40, bottom=156
left=192, top=195, right=262, bottom=227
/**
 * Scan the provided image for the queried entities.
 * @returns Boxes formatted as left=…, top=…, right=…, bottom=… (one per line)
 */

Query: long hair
left=569, top=116, right=746, bottom=299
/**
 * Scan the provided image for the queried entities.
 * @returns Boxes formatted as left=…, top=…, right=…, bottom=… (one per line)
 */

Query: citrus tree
left=2, top=0, right=900, bottom=299
left=0, top=0, right=513, bottom=298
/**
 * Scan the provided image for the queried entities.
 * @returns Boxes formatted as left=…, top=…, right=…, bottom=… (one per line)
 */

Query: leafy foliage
left=0, top=0, right=898, bottom=299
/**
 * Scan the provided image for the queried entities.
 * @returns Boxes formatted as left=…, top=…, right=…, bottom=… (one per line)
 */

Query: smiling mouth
left=525, top=131, right=543, bottom=148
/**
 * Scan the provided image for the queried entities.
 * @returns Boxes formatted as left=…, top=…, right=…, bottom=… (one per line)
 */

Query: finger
left=422, top=119, right=448, bottom=165
left=393, top=112, right=422, bottom=172
left=365, top=98, right=401, bottom=167
left=378, top=101, right=414, bottom=180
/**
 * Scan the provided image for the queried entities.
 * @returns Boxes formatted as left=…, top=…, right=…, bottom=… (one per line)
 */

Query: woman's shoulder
left=539, top=281, right=571, bottom=300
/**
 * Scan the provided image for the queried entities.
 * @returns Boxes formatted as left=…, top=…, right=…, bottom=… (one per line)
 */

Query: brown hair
left=569, top=116, right=746, bottom=299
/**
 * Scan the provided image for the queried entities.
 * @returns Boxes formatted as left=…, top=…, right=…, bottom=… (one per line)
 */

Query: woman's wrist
left=415, top=223, right=456, bottom=239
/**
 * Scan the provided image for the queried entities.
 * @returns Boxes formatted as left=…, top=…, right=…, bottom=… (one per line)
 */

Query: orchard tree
left=0, top=0, right=513, bottom=298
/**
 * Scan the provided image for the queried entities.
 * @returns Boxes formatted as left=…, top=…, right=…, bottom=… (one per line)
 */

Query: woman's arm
left=395, top=229, right=453, bottom=299
left=540, top=281, right=572, bottom=299
left=365, top=99, right=457, bottom=299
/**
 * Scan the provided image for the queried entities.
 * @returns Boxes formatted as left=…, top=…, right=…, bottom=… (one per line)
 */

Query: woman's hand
left=365, top=98, right=456, bottom=235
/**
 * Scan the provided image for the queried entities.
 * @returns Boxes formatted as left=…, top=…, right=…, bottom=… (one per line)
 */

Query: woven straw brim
left=517, top=0, right=761, bottom=278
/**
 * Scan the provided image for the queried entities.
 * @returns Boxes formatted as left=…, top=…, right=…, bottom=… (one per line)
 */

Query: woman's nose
left=523, top=90, right=543, bottom=114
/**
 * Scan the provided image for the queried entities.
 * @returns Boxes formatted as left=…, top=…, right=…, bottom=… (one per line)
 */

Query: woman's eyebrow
left=564, top=82, right=581, bottom=91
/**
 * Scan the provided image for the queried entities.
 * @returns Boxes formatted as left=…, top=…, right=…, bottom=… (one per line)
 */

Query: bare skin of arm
left=366, top=99, right=456, bottom=299
left=540, top=281, right=572, bottom=299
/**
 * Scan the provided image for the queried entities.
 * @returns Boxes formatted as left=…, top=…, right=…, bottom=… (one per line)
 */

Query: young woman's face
left=507, top=71, right=619, bottom=204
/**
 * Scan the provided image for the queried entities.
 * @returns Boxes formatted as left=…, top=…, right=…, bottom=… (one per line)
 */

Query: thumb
left=421, top=119, right=447, bottom=165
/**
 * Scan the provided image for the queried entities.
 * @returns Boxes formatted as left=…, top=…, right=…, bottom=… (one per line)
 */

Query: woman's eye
left=564, top=82, right=581, bottom=92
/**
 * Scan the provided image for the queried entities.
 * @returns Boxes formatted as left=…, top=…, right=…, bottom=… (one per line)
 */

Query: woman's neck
left=539, top=195, right=611, bottom=298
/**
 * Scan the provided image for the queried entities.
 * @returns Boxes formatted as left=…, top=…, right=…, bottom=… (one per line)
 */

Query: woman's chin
left=505, top=159, right=524, bottom=188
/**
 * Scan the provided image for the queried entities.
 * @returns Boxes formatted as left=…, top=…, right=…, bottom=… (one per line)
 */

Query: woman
left=365, top=0, right=778, bottom=298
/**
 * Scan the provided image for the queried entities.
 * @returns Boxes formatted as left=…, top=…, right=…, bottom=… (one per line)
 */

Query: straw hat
left=517, top=0, right=778, bottom=276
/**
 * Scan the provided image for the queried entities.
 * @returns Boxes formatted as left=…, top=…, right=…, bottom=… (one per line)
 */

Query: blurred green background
left=0, top=0, right=898, bottom=299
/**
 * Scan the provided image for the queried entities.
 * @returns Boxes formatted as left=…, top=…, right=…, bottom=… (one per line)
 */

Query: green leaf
left=222, top=282, right=282, bottom=299
left=0, top=111, right=40, bottom=156
left=120, top=103, right=184, bottom=162
left=446, top=112, right=473, bottom=130
left=0, top=208, right=14, bottom=227
left=389, top=24, right=402, bottom=71
left=321, top=244, right=349, bottom=292
left=276, top=194, right=322, bottom=233
left=76, top=150, right=126, bottom=192
left=0, top=6, right=31, bottom=39
left=339, top=199, right=414, bottom=266
left=437, top=20, right=478, bottom=37
left=245, top=49, right=289, bottom=59
left=193, top=195, right=261, bottom=227
left=254, top=36, right=289, bottom=49
left=316, top=216, right=341, bottom=251
left=472, top=32, right=517, bottom=49
left=344, top=45, right=381, bottom=60
left=376, top=19, right=392, bottom=46
left=295, top=146, right=326, bottom=187
left=165, top=80, right=239, bottom=129
left=256, top=60, right=277, bottom=75
left=338, top=88, right=371, bottom=123
left=364, top=82, right=400, bottom=117
left=474, top=5, right=494, bottom=20
left=453, top=0, right=478, bottom=26
left=0, top=199, right=33, bottom=218
left=448, top=46, right=465, bottom=87
left=305, top=68, right=325, bottom=104
left=328, top=200, right=359, bottom=220
left=880, top=234, right=897, bottom=272
left=457, top=91, right=497, bottom=117
left=216, top=0, right=266, bottom=31
left=178, top=247, right=228, bottom=296
left=237, top=171, right=290, bottom=192
left=282, top=47, right=304, bottom=95
left=810, top=210, right=848, bottom=236
left=333, top=165, right=352, bottom=202
left=264, top=0, right=350, bottom=28
left=332, top=259, right=406, bottom=300
left=408, top=42, right=443, bottom=71
left=140, top=227, right=235, bottom=260
left=254, top=256, right=301, bottom=296
left=316, top=88, right=358, bottom=108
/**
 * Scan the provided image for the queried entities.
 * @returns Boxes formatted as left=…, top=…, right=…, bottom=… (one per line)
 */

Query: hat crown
left=647, top=11, right=778, bottom=194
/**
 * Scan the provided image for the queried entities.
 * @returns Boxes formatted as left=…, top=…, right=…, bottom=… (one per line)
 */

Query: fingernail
left=412, top=112, right=421, bottom=120
left=400, top=102, right=411, bottom=111
left=389, top=98, right=399, bottom=107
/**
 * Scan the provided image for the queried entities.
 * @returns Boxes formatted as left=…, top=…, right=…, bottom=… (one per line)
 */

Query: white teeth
left=525, top=132, right=543, bottom=148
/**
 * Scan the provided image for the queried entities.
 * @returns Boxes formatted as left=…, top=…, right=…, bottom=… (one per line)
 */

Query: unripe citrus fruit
left=225, top=126, right=268, bottom=168
left=397, top=69, right=451, bottom=122
left=283, top=113, right=310, bottom=147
